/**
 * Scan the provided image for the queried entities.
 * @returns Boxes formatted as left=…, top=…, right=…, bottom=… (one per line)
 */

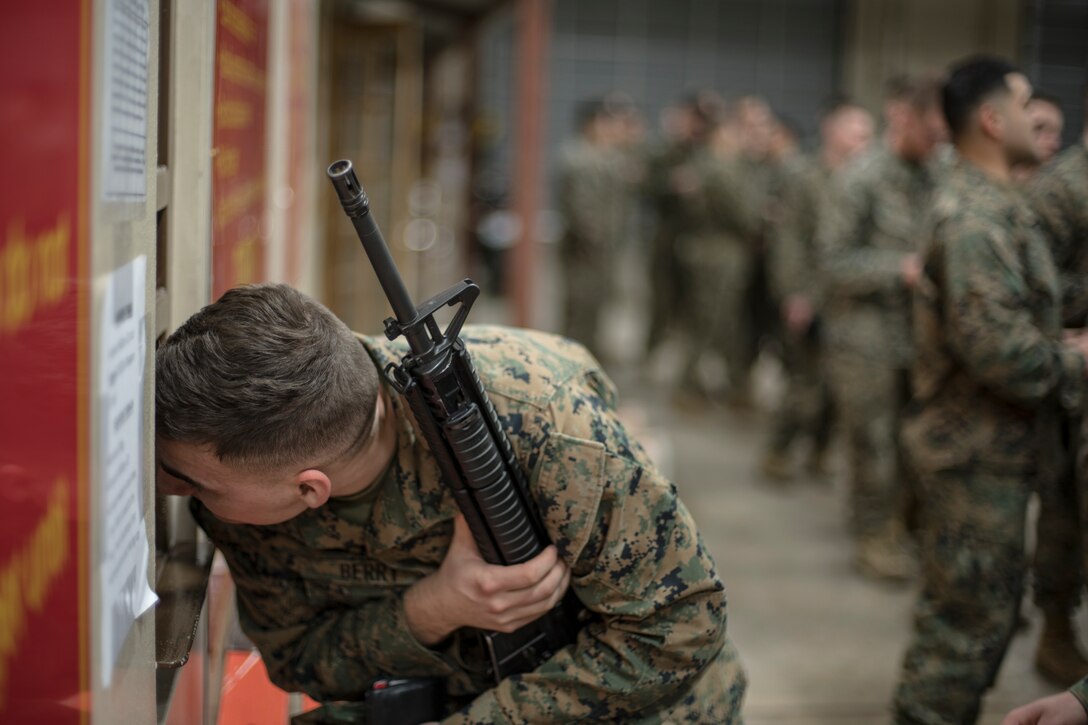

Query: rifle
left=327, top=160, right=581, bottom=684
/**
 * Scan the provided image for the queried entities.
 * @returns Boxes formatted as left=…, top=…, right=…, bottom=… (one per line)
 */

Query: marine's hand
left=1062, top=332, right=1088, bottom=376
left=1001, top=692, right=1087, bottom=725
left=782, top=294, right=814, bottom=334
left=403, top=514, right=571, bottom=647
left=901, top=253, right=922, bottom=289
left=670, top=165, right=700, bottom=196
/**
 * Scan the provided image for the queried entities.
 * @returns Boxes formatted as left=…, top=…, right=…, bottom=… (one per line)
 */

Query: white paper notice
left=101, top=0, right=150, bottom=205
left=98, top=255, right=157, bottom=687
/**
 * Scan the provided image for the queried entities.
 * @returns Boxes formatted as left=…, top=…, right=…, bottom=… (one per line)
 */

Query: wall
left=841, top=0, right=1022, bottom=114
left=476, top=0, right=846, bottom=210
left=88, top=0, right=161, bottom=719
left=1022, top=0, right=1088, bottom=145
left=0, top=2, right=97, bottom=722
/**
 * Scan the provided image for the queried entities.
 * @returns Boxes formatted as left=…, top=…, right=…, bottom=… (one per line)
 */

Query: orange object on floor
left=217, top=650, right=319, bottom=725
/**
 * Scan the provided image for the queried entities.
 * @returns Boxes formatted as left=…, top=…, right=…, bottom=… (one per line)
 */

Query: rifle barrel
left=327, top=160, right=421, bottom=335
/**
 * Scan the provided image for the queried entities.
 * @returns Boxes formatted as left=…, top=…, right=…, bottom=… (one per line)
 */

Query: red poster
left=0, top=1, right=90, bottom=722
left=212, top=0, right=270, bottom=299
left=284, top=0, right=314, bottom=287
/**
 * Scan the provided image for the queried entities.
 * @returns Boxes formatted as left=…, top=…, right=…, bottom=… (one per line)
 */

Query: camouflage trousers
left=742, top=247, right=776, bottom=376
left=1080, top=414, right=1088, bottom=581
left=824, top=353, right=914, bottom=538
left=645, top=228, right=685, bottom=356
left=561, top=255, right=613, bottom=363
left=1034, top=416, right=1082, bottom=614
left=766, top=327, right=834, bottom=457
left=677, top=238, right=753, bottom=395
left=893, top=470, right=1030, bottom=725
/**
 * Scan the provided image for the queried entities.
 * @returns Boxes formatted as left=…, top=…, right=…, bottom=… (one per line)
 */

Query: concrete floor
left=473, top=246, right=1085, bottom=723
left=616, top=366, right=1071, bottom=725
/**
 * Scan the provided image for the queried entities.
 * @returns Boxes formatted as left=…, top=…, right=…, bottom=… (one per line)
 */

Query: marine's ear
left=977, top=101, right=1004, bottom=141
left=295, top=469, right=332, bottom=509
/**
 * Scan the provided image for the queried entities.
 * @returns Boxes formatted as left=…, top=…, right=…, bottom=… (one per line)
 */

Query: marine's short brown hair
left=885, top=73, right=943, bottom=110
left=156, top=283, right=379, bottom=469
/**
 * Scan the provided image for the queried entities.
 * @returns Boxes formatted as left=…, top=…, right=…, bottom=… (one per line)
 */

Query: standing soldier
left=674, top=106, right=761, bottom=405
left=1027, top=93, right=1088, bottom=687
left=643, top=95, right=718, bottom=361
left=608, top=93, right=650, bottom=270
left=736, top=96, right=780, bottom=405
left=893, top=56, right=1088, bottom=724
left=762, top=99, right=875, bottom=480
left=556, top=99, right=624, bottom=362
left=816, top=75, right=946, bottom=580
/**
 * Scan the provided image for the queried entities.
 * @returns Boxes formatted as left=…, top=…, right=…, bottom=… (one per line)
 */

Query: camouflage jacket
left=556, top=138, right=626, bottom=263
left=768, top=153, right=833, bottom=302
left=901, top=161, right=1084, bottom=479
left=644, top=138, right=700, bottom=231
left=1072, top=676, right=1088, bottom=711
left=676, top=152, right=761, bottom=262
left=816, top=144, right=938, bottom=366
left=193, top=326, right=746, bottom=723
left=1028, top=142, right=1088, bottom=326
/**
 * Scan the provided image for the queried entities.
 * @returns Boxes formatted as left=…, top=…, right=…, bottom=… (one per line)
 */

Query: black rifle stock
left=327, top=160, right=580, bottom=682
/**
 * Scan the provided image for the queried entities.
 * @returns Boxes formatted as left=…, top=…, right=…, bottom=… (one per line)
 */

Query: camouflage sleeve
left=1071, top=676, right=1088, bottom=713
left=193, top=509, right=465, bottom=701
left=644, top=148, right=678, bottom=212
left=447, top=374, right=732, bottom=723
left=941, top=226, right=1085, bottom=410
left=816, top=173, right=906, bottom=298
left=705, top=161, right=761, bottom=242
left=769, top=170, right=817, bottom=299
left=1029, top=171, right=1088, bottom=326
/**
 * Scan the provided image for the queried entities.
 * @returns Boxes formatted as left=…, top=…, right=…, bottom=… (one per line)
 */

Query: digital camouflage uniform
left=1028, top=143, right=1088, bottom=626
left=1031, top=144, right=1088, bottom=326
left=644, top=139, right=700, bottom=356
left=894, top=161, right=1085, bottom=724
left=817, top=144, right=937, bottom=540
left=556, top=138, right=626, bottom=361
left=765, top=153, right=836, bottom=464
left=193, top=326, right=747, bottom=723
left=675, top=152, right=761, bottom=397
left=740, top=154, right=782, bottom=385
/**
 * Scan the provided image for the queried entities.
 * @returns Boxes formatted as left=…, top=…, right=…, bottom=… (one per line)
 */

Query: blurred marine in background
left=816, top=74, right=947, bottom=581
left=556, top=98, right=627, bottom=362
left=673, top=97, right=765, bottom=405
left=643, top=94, right=719, bottom=361
left=1026, top=89, right=1088, bottom=688
left=762, top=97, right=875, bottom=480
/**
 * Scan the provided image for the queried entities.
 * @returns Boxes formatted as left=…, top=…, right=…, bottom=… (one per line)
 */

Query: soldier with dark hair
left=1027, top=86, right=1088, bottom=689
left=735, top=95, right=780, bottom=409
left=555, top=97, right=626, bottom=361
left=892, top=56, right=1088, bottom=724
left=672, top=102, right=763, bottom=404
left=643, top=93, right=721, bottom=361
left=156, top=283, right=747, bottom=723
